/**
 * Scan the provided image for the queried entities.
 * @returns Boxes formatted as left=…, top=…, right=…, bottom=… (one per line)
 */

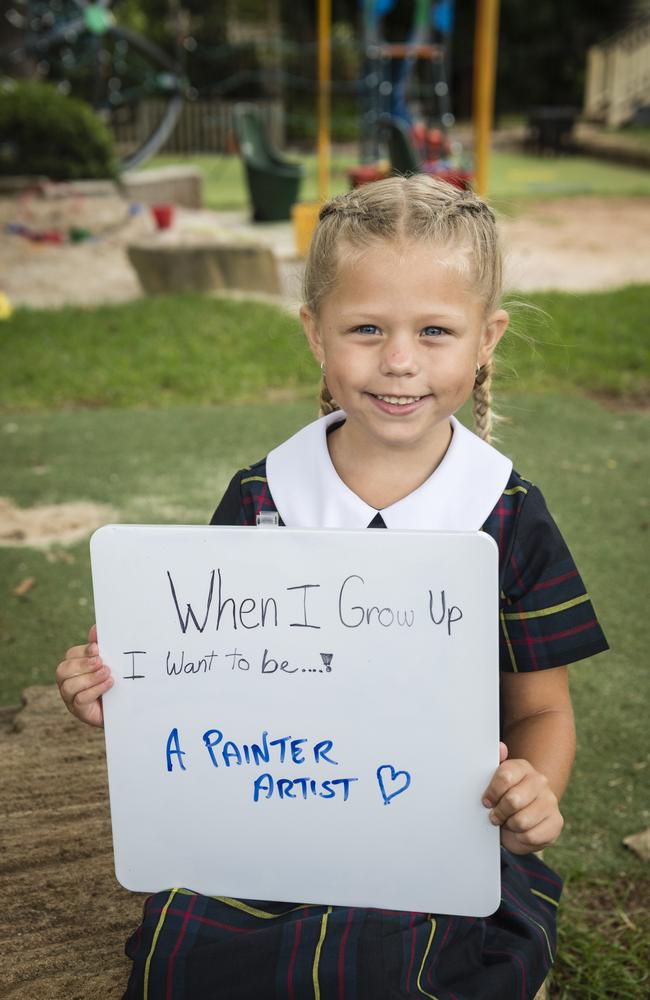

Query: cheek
left=328, top=348, right=365, bottom=382
left=449, top=374, right=475, bottom=402
left=433, top=354, right=475, bottom=395
left=322, top=356, right=352, bottom=400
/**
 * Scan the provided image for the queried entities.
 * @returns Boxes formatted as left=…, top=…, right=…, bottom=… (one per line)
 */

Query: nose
left=379, top=332, right=419, bottom=377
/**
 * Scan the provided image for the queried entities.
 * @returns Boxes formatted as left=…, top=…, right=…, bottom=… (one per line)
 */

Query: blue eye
left=422, top=326, right=447, bottom=337
left=353, top=325, right=379, bottom=335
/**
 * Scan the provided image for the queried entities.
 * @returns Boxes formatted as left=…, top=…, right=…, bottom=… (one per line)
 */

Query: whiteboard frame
left=91, top=524, right=502, bottom=916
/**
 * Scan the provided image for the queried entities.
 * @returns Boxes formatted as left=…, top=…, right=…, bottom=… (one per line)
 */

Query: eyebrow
left=339, top=312, right=465, bottom=323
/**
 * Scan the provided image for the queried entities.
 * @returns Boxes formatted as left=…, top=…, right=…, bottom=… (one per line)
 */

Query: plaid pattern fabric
left=124, top=850, right=561, bottom=1000
left=213, top=460, right=608, bottom=674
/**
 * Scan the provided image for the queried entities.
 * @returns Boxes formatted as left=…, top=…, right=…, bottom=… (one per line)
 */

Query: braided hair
left=303, top=176, right=503, bottom=442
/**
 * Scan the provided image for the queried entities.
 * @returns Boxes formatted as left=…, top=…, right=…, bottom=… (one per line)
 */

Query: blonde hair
left=302, top=175, right=502, bottom=443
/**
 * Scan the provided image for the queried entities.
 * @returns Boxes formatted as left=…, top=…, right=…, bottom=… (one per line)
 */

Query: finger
left=60, top=669, right=113, bottom=712
left=74, top=636, right=99, bottom=659
left=70, top=674, right=114, bottom=710
left=489, top=773, right=548, bottom=826
left=56, top=653, right=105, bottom=684
left=501, top=813, right=563, bottom=854
left=499, top=741, right=508, bottom=764
left=88, top=623, right=98, bottom=644
left=501, top=794, right=555, bottom=834
left=482, top=759, right=532, bottom=809
left=62, top=641, right=94, bottom=663
left=59, top=663, right=111, bottom=705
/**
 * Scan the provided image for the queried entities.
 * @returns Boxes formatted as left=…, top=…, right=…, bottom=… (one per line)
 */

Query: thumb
left=499, top=741, right=509, bottom=764
left=88, top=623, right=98, bottom=644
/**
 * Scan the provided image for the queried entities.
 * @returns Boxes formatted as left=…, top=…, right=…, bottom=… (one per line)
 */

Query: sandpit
left=1, top=186, right=649, bottom=315
left=0, top=497, right=118, bottom=548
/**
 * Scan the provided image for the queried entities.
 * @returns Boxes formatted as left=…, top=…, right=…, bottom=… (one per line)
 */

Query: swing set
left=294, top=0, right=500, bottom=255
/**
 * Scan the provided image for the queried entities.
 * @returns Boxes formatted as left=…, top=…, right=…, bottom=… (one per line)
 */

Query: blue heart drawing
left=376, top=764, right=412, bottom=805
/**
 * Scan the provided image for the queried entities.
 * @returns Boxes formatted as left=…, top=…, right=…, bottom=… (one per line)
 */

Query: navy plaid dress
left=123, top=459, right=608, bottom=1000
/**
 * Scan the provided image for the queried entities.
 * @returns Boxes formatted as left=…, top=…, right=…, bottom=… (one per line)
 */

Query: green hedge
left=0, top=79, right=117, bottom=180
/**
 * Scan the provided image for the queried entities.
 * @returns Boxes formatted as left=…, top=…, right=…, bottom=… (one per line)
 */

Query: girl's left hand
left=482, top=742, right=564, bottom=855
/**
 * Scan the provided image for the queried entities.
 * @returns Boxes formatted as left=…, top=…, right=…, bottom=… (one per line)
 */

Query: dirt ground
left=499, top=197, right=650, bottom=292
left=0, top=498, right=117, bottom=548
left=0, top=686, right=143, bottom=998
left=1, top=188, right=649, bottom=314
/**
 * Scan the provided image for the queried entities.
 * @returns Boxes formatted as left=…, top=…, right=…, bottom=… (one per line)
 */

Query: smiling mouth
left=371, top=393, right=425, bottom=406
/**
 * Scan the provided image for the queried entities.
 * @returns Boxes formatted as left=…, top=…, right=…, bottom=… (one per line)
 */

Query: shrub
left=0, top=79, right=118, bottom=179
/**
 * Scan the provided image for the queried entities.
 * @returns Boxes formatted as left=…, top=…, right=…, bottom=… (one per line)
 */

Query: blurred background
left=0, top=3, right=649, bottom=998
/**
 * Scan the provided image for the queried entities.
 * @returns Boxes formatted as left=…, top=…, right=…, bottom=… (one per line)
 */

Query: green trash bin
left=234, top=105, right=306, bottom=222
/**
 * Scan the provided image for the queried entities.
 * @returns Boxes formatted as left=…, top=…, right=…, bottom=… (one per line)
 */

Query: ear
left=300, top=305, right=324, bottom=365
left=478, top=308, right=509, bottom=367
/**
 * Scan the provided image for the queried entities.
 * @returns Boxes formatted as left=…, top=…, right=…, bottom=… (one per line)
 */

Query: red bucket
left=151, top=203, right=175, bottom=230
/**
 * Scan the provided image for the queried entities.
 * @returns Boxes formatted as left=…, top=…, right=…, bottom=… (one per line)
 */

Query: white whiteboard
left=90, top=524, right=501, bottom=916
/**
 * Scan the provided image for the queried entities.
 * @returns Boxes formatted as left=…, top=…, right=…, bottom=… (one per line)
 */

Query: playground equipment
left=472, top=0, right=500, bottom=195
left=0, top=0, right=188, bottom=170
left=359, top=0, right=457, bottom=165
left=346, top=2, right=470, bottom=191
left=233, top=104, right=305, bottom=223
left=351, top=0, right=502, bottom=195
left=291, top=0, right=332, bottom=257
left=383, top=116, right=470, bottom=188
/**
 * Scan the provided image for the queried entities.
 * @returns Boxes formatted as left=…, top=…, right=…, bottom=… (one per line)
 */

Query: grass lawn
left=1, top=288, right=649, bottom=997
left=142, top=148, right=650, bottom=214
left=487, top=151, right=650, bottom=212
left=2, top=286, right=649, bottom=412
left=604, top=124, right=650, bottom=150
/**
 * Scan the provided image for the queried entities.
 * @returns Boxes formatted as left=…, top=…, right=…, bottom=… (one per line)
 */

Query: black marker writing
left=166, top=569, right=279, bottom=634
left=338, top=574, right=415, bottom=629
left=167, top=569, right=214, bottom=634
left=225, top=648, right=250, bottom=671
left=123, top=650, right=146, bottom=680
left=287, top=583, right=321, bottom=629
left=166, top=650, right=218, bottom=675
left=428, top=590, right=463, bottom=635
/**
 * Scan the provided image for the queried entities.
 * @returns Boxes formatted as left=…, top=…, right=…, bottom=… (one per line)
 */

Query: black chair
left=527, top=107, right=578, bottom=155
left=233, top=105, right=305, bottom=222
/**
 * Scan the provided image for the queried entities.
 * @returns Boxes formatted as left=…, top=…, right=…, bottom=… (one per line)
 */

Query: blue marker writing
left=376, top=764, right=411, bottom=805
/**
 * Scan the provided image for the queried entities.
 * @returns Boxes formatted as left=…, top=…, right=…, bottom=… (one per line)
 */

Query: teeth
left=375, top=394, right=421, bottom=405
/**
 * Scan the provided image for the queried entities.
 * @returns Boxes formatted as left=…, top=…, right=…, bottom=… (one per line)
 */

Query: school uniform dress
left=123, top=413, right=608, bottom=1000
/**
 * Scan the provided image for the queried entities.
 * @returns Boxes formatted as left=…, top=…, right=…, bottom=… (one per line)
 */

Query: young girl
left=56, top=175, right=608, bottom=1000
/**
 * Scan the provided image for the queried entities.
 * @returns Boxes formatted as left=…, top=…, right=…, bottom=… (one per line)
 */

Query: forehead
left=322, top=240, right=481, bottom=319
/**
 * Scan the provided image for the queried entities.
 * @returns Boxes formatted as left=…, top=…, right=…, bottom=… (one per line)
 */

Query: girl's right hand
left=55, top=624, right=113, bottom=729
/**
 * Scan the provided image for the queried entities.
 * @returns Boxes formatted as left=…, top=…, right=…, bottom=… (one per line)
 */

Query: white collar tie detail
left=266, top=412, right=513, bottom=531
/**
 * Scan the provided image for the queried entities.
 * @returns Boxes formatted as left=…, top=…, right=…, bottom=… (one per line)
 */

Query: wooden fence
left=584, top=17, right=650, bottom=127
left=112, top=98, right=285, bottom=157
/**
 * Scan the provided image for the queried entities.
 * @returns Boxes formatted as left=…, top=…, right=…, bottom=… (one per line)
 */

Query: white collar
left=266, top=412, right=513, bottom=531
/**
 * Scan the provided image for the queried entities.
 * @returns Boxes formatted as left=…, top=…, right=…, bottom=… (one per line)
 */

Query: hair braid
left=472, top=360, right=495, bottom=443
left=319, top=373, right=340, bottom=417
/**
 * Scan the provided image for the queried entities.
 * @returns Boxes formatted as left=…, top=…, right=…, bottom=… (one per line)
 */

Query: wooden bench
left=120, top=165, right=203, bottom=210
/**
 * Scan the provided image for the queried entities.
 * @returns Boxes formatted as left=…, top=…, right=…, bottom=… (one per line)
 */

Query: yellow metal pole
left=317, top=0, right=331, bottom=203
left=472, top=0, right=500, bottom=197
